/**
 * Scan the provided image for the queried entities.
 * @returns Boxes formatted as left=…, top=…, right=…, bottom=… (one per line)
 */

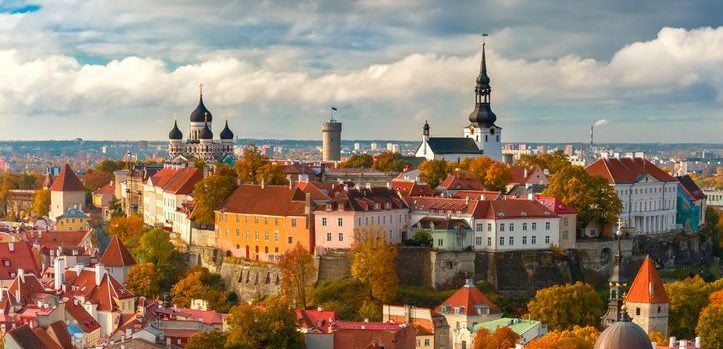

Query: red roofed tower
left=626, top=256, right=669, bottom=336
left=49, top=164, right=85, bottom=222
left=100, top=236, right=136, bottom=284
left=436, top=279, right=501, bottom=349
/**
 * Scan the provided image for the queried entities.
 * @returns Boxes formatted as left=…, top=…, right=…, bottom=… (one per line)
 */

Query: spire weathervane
left=482, top=32, right=488, bottom=46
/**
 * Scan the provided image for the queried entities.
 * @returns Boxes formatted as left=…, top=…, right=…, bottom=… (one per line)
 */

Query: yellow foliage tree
left=351, top=225, right=399, bottom=303
left=108, top=215, right=145, bottom=248
left=527, top=282, right=604, bottom=331
left=125, top=263, right=162, bottom=298
left=419, top=159, right=449, bottom=189
left=664, top=276, right=723, bottom=339
left=31, top=189, right=50, bottom=217
left=647, top=331, right=668, bottom=346
left=278, top=242, right=316, bottom=309
left=525, top=326, right=599, bottom=349
left=473, top=326, right=521, bottom=349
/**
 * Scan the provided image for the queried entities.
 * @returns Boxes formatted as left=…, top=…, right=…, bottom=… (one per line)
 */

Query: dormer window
left=326, top=204, right=332, bottom=211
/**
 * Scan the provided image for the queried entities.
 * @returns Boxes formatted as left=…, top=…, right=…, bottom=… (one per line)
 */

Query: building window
left=264, top=232, right=269, bottom=241
left=475, top=236, right=482, bottom=245
left=274, top=232, right=279, bottom=241
left=275, top=218, right=279, bottom=225
left=532, top=222, right=537, bottom=230
left=476, top=224, right=483, bottom=232
left=322, top=218, right=327, bottom=226
left=264, top=217, right=269, bottom=224
left=522, top=223, right=527, bottom=231
left=499, top=223, right=505, bottom=232
left=291, top=219, right=297, bottom=227
left=358, top=217, right=362, bottom=226
left=338, top=218, right=343, bottom=226
left=532, top=236, right=537, bottom=244
left=255, top=232, right=259, bottom=240
left=563, top=231, right=568, bottom=240
left=636, top=307, right=640, bottom=316
left=499, top=237, right=504, bottom=246
left=245, top=232, right=249, bottom=240
left=288, top=237, right=293, bottom=244
left=438, top=239, right=444, bottom=247
left=487, top=237, right=491, bottom=246
left=424, top=339, right=430, bottom=346
left=522, top=236, right=527, bottom=245
left=563, top=217, right=569, bottom=226
left=254, top=217, right=259, bottom=223
left=657, top=306, right=661, bottom=313
left=509, top=237, right=514, bottom=245
left=485, top=135, right=488, bottom=142
left=545, top=222, right=551, bottom=230
left=326, top=232, right=332, bottom=241
left=545, top=235, right=550, bottom=244
left=509, top=223, right=514, bottom=232
left=338, top=233, right=344, bottom=242
left=235, top=228, right=240, bottom=236
left=487, top=223, right=492, bottom=232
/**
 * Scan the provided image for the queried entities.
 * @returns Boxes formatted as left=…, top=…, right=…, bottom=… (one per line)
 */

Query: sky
left=1, top=0, right=722, bottom=143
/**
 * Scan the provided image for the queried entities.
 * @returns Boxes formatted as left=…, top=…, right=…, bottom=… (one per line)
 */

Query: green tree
left=235, top=144, right=270, bottom=184
left=527, top=282, right=604, bottom=331
left=373, top=152, right=410, bottom=173
left=32, top=189, right=50, bottom=217
left=411, top=229, right=433, bottom=247
left=125, top=263, right=162, bottom=298
left=541, top=166, right=621, bottom=234
left=225, top=297, right=304, bottom=349
left=186, top=331, right=228, bottom=349
left=419, top=159, right=449, bottom=188
left=134, top=228, right=175, bottom=266
left=351, top=226, right=399, bottom=303
left=665, top=276, right=723, bottom=339
left=170, top=267, right=236, bottom=312
left=278, top=243, right=316, bottom=309
left=192, top=173, right=238, bottom=226
left=340, top=154, right=373, bottom=168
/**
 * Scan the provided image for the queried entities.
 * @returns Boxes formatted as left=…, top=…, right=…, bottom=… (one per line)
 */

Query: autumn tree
left=541, top=166, right=621, bottom=234
left=340, top=153, right=373, bottom=168
left=696, top=289, right=723, bottom=349
left=665, top=276, right=723, bottom=339
left=312, top=279, right=374, bottom=321
left=419, top=159, right=449, bottom=188
left=373, top=152, right=410, bottom=173
left=32, top=189, right=50, bottom=217
left=647, top=331, right=668, bottom=346
left=484, top=162, right=512, bottom=191
left=125, top=263, right=162, bottom=298
left=82, top=169, right=113, bottom=191
left=351, top=226, right=399, bottom=303
left=235, top=144, right=270, bottom=184
left=515, top=150, right=572, bottom=176
left=96, top=160, right=127, bottom=173
left=225, top=297, right=303, bottom=349
left=108, top=215, right=145, bottom=248
left=527, top=282, right=604, bottom=331
left=525, top=326, right=599, bottom=349
left=170, top=267, right=236, bottom=312
left=191, top=172, right=238, bottom=226
left=473, top=326, right=521, bottom=349
left=186, top=331, right=228, bottom=349
left=278, top=243, right=316, bottom=309
left=134, top=228, right=175, bottom=266
left=256, top=162, right=289, bottom=185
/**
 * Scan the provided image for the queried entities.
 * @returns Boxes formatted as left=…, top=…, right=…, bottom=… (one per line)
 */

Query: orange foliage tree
left=278, top=243, right=316, bottom=309
left=525, top=326, right=599, bottom=349
left=527, top=282, right=604, bottom=331
left=473, top=326, right=521, bottom=349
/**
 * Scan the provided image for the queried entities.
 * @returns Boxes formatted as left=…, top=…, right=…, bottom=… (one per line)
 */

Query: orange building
left=215, top=184, right=327, bottom=262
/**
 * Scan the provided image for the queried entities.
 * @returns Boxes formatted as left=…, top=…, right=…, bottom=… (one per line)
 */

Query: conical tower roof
left=626, top=256, right=669, bottom=304
left=49, top=164, right=84, bottom=192
left=100, top=235, right=136, bottom=267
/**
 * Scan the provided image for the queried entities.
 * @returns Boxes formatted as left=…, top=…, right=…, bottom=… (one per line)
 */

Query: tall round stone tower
left=322, top=118, right=342, bottom=161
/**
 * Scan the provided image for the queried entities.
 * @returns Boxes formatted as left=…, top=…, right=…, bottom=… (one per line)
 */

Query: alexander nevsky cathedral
left=167, top=85, right=235, bottom=163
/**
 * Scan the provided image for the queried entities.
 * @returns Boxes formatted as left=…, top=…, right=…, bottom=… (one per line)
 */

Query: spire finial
left=199, top=83, right=204, bottom=97
left=204, top=112, right=208, bottom=123
left=173, top=112, right=177, bottom=122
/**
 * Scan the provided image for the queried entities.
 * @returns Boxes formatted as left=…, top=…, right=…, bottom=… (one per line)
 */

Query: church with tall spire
left=415, top=38, right=503, bottom=162
left=168, top=84, right=235, bottom=163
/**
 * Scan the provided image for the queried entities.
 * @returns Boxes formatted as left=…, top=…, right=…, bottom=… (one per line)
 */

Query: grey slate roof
left=425, top=137, right=483, bottom=155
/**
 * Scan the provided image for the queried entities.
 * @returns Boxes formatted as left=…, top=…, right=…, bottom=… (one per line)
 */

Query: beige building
left=49, top=164, right=85, bottom=223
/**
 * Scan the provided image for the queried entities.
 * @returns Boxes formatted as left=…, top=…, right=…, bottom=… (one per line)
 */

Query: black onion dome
left=593, top=321, right=651, bottom=349
left=468, top=104, right=497, bottom=127
left=220, top=120, right=234, bottom=140
left=190, top=94, right=212, bottom=123
left=168, top=121, right=183, bottom=140
left=199, top=122, right=213, bottom=139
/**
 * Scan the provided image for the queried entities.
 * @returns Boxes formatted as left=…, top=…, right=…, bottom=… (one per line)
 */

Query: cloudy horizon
left=1, top=1, right=722, bottom=143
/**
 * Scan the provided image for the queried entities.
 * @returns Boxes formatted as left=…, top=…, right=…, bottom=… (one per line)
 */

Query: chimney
left=317, top=306, right=324, bottom=312
left=528, top=193, right=535, bottom=201
left=465, top=196, right=470, bottom=205
left=75, top=264, right=84, bottom=277
left=365, top=183, right=371, bottom=190
left=695, top=337, right=701, bottom=348
left=54, top=258, right=65, bottom=290
left=95, top=263, right=105, bottom=286
left=17, top=268, right=24, bottom=283
left=260, top=178, right=265, bottom=189
left=8, top=242, right=13, bottom=252
left=523, top=168, right=528, bottom=178
left=125, top=327, right=132, bottom=338
left=670, top=337, right=676, bottom=347
left=386, top=181, right=392, bottom=190
left=679, top=340, right=687, bottom=349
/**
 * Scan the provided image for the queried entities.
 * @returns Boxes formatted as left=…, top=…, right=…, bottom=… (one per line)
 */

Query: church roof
left=100, top=235, right=136, bottom=267
left=169, top=120, right=183, bottom=140
left=425, top=137, right=483, bottom=155
left=436, top=279, right=500, bottom=316
left=593, top=321, right=651, bottom=349
left=220, top=120, right=234, bottom=140
left=49, top=164, right=84, bottom=192
left=626, top=256, right=669, bottom=304
left=190, top=92, right=212, bottom=123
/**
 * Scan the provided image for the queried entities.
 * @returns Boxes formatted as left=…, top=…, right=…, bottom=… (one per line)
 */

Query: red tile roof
left=626, top=256, right=669, bottom=304
left=452, top=190, right=501, bottom=201
left=296, top=309, right=337, bottom=333
left=220, top=184, right=309, bottom=216
left=19, top=230, right=92, bottom=250
left=7, top=325, right=46, bottom=348
left=391, top=180, right=434, bottom=197
left=335, top=321, right=404, bottom=331
left=47, top=320, right=75, bottom=349
left=9, top=272, right=50, bottom=305
left=585, top=158, right=676, bottom=184
left=333, top=323, right=416, bottom=349
left=509, top=165, right=548, bottom=185
left=148, top=167, right=203, bottom=195
left=438, top=171, right=484, bottom=191
left=474, top=200, right=557, bottom=220
left=323, top=187, right=407, bottom=212
left=94, top=183, right=115, bottom=195
left=101, top=235, right=136, bottom=267
left=62, top=268, right=134, bottom=312
left=409, top=197, right=479, bottom=215
left=49, top=164, right=84, bottom=191
left=0, top=241, right=41, bottom=280
left=64, top=299, right=102, bottom=333
left=533, top=196, right=576, bottom=214
left=32, top=327, right=63, bottom=349
left=677, top=175, right=705, bottom=201
left=436, top=280, right=500, bottom=315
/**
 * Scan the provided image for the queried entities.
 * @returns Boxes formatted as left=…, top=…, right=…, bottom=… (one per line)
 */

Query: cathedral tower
left=463, top=41, right=502, bottom=161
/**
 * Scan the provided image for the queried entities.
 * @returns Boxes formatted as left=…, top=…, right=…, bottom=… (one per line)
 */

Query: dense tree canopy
left=134, top=228, right=175, bottom=266
left=340, top=153, right=373, bottom=168
left=192, top=172, right=238, bottom=226
left=108, top=215, right=145, bottom=249
left=278, top=243, right=316, bottom=309
left=515, top=150, right=572, bottom=176
left=527, top=282, right=604, bottom=331
left=351, top=226, right=399, bottom=303
left=186, top=331, right=228, bottom=349
left=82, top=169, right=113, bottom=191
left=170, top=267, right=236, bottom=312
left=95, top=160, right=127, bottom=173
left=665, top=276, right=723, bottom=339
left=225, top=297, right=303, bottom=349
left=525, top=326, right=599, bottom=349
left=696, top=289, right=723, bottom=349
left=541, top=166, right=622, bottom=234
left=312, top=279, right=375, bottom=321
left=373, top=152, right=410, bottom=173
left=419, top=159, right=449, bottom=188
left=473, top=326, right=521, bottom=349
left=32, top=189, right=50, bottom=217
left=125, top=263, right=162, bottom=298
